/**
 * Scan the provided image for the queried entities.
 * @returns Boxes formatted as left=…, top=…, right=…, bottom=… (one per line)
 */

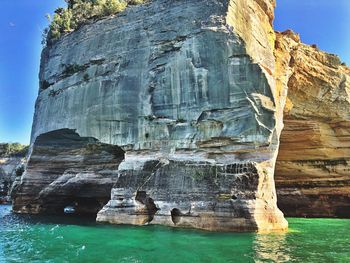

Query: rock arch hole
left=27, top=129, right=126, bottom=216
left=171, top=208, right=182, bottom=225
left=135, top=191, right=158, bottom=223
left=62, top=197, right=106, bottom=215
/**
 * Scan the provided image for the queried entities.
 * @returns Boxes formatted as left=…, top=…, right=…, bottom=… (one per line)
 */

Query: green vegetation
left=0, top=143, right=28, bottom=157
left=176, top=118, right=186, bottom=123
left=62, top=63, right=88, bottom=77
left=40, top=80, right=52, bottom=90
left=15, top=165, right=25, bottom=177
left=45, top=0, right=147, bottom=44
left=83, top=73, right=90, bottom=82
left=48, top=88, right=64, bottom=97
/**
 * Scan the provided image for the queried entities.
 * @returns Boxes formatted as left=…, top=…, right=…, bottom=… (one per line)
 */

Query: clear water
left=1, top=205, right=349, bottom=263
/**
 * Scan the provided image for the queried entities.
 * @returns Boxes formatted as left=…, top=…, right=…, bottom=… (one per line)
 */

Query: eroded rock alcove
left=12, top=129, right=125, bottom=215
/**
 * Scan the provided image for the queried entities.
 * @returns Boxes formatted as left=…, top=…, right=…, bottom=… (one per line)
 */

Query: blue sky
left=0, top=0, right=349, bottom=145
left=0, top=0, right=65, bottom=144
left=274, top=0, right=350, bottom=65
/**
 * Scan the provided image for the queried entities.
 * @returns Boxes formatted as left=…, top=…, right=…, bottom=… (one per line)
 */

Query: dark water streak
left=1, top=205, right=349, bottom=262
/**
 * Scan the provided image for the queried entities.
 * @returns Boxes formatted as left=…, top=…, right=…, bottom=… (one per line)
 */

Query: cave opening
left=135, top=191, right=158, bottom=223
left=61, top=197, right=109, bottom=216
left=26, top=129, right=126, bottom=217
left=171, top=208, right=182, bottom=225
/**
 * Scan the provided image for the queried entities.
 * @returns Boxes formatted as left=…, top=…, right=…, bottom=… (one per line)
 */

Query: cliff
left=0, top=144, right=27, bottom=204
left=0, top=157, right=23, bottom=203
left=11, top=0, right=350, bottom=230
left=12, top=0, right=288, bottom=232
left=274, top=31, right=350, bottom=217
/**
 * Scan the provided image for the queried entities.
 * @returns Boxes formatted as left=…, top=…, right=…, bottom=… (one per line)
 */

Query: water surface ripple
left=1, top=205, right=349, bottom=262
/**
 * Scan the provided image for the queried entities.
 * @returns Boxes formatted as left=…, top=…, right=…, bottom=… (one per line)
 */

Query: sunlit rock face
left=275, top=31, right=350, bottom=218
left=13, top=0, right=288, bottom=231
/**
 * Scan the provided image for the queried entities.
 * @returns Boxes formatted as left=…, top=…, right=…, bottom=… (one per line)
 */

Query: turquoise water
left=1, top=205, right=349, bottom=262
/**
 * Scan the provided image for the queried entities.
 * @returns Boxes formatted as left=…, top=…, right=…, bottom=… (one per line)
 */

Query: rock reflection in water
left=253, top=232, right=290, bottom=262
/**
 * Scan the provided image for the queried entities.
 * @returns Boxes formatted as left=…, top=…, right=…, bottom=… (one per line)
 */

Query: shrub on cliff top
left=45, top=0, right=146, bottom=44
left=0, top=143, right=28, bottom=157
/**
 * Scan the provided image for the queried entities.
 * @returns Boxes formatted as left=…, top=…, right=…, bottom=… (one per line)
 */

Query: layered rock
left=0, top=157, right=24, bottom=204
left=0, top=144, right=26, bottom=204
left=275, top=31, right=350, bottom=217
left=12, top=0, right=288, bottom=231
left=12, top=129, right=124, bottom=215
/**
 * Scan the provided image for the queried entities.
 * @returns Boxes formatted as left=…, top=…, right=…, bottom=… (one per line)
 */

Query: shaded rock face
left=275, top=31, right=350, bottom=218
left=0, top=157, right=24, bottom=204
left=13, top=0, right=288, bottom=231
left=12, top=129, right=125, bottom=215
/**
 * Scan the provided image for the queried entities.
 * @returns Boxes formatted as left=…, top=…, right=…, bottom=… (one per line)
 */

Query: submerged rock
left=12, top=0, right=288, bottom=232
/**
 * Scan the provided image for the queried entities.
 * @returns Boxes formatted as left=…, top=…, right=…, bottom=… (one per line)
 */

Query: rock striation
left=11, top=129, right=124, bottom=214
left=274, top=31, right=350, bottom=217
left=0, top=145, right=26, bottom=204
left=0, top=158, right=24, bottom=203
left=12, top=0, right=288, bottom=232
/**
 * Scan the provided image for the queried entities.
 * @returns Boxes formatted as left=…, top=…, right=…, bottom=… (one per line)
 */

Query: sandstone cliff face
left=11, top=129, right=124, bottom=214
left=275, top=31, right=350, bottom=217
left=12, top=0, right=288, bottom=232
left=0, top=157, right=25, bottom=204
